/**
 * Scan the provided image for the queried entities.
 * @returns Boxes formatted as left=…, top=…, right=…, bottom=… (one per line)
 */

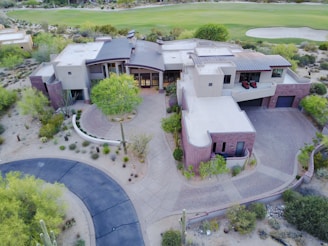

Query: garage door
left=276, top=96, right=295, bottom=108
left=238, top=98, right=263, bottom=107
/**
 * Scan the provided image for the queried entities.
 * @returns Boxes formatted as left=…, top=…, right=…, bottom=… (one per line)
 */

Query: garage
left=276, top=96, right=295, bottom=108
left=238, top=98, right=263, bottom=107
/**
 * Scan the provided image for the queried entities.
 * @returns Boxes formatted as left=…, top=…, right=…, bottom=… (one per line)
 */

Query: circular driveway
left=0, top=158, right=144, bottom=246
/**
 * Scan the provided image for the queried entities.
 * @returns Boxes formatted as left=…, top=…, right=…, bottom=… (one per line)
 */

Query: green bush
left=103, top=146, right=110, bottom=154
left=161, top=230, right=181, bottom=246
left=314, top=151, right=328, bottom=170
left=316, top=168, right=328, bottom=179
left=0, top=124, right=5, bottom=135
left=284, top=192, right=328, bottom=242
left=319, top=42, right=328, bottom=50
left=199, top=155, right=229, bottom=179
left=165, top=83, right=176, bottom=96
left=0, top=0, right=15, bottom=8
left=173, top=148, right=183, bottom=161
left=161, top=113, right=181, bottom=133
left=69, top=143, right=77, bottom=150
left=39, top=123, right=57, bottom=138
left=321, top=62, right=328, bottom=70
left=282, top=189, right=302, bottom=203
left=227, top=204, right=256, bottom=235
left=91, top=153, right=99, bottom=160
left=82, top=141, right=90, bottom=147
left=248, top=203, right=266, bottom=220
left=310, top=83, right=327, bottom=95
left=59, top=145, right=66, bottom=150
left=268, top=218, right=280, bottom=230
left=231, top=165, right=242, bottom=177
left=123, top=156, right=129, bottom=162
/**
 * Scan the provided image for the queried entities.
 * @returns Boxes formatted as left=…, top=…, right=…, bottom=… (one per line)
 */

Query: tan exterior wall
left=55, top=65, right=89, bottom=90
left=193, top=67, right=223, bottom=97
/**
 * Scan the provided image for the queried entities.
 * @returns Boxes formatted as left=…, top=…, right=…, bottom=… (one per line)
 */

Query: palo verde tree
left=0, top=171, right=65, bottom=246
left=91, top=73, right=142, bottom=115
left=194, top=23, right=229, bottom=42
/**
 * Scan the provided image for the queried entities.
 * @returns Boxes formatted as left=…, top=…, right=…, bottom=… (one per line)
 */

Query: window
left=224, top=75, right=231, bottom=84
left=240, top=72, right=260, bottom=82
left=222, top=142, right=226, bottom=152
left=68, top=72, right=72, bottom=75
left=272, top=68, right=283, bottom=78
left=208, top=82, right=213, bottom=87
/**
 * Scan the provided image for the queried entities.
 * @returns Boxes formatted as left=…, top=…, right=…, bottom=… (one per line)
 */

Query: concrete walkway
left=80, top=89, right=317, bottom=245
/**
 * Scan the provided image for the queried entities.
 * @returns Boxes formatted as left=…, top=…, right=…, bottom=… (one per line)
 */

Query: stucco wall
left=55, top=65, right=89, bottom=90
left=267, top=83, right=310, bottom=108
left=211, top=132, right=256, bottom=157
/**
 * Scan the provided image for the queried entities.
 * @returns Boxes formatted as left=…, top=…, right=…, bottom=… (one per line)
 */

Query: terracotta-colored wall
left=267, top=83, right=310, bottom=108
left=47, top=81, right=63, bottom=109
left=211, top=132, right=256, bottom=157
left=30, top=75, right=48, bottom=96
left=181, top=115, right=212, bottom=172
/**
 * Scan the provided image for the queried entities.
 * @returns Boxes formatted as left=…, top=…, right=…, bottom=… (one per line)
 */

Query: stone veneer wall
left=181, top=114, right=212, bottom=172
left=267, top=83, right=311, bottom=108
left=46, top=81, right=63, bottom=109
left=211, top=132, right=256, bottom=157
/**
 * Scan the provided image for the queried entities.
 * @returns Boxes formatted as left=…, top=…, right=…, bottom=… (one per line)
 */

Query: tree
left=300, top=95, right=328, bottom=126
left=283, top=190, right=328, bottom=242
left=194, top=24, right=229, bottom=42
left=227, top=204, right=256, bottom=235
left=0, top=86, right=17, bottom=113
left=0, top=171, right=65, bottom=245
left=91, top=73, right=142, bottom=115
left=271, top=44, right=298, bottom=71
left=18, top=88, right=51, bottom=120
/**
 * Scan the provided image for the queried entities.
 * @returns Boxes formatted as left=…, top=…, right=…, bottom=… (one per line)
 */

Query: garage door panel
left=238, top=98, right=263, bottom=107
left=276, top=96, right=295, bottom=108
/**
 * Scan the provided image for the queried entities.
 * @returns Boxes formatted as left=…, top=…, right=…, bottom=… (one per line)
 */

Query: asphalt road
left=0, top=158, right=144, bottom=246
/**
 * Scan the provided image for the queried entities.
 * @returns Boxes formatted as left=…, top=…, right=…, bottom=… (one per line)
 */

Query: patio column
left=159, top=71, right=164, bottom=93
left=126, top=66, right=130, bottom=75
left=115, top=63, right=119, bottom=74
left=104, top=63, right=109, bottom=78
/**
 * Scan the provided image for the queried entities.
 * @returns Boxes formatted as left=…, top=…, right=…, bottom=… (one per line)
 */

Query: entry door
left=235, top=142, right=245, bottom=157
left=140, top=73, right=151, bottom=87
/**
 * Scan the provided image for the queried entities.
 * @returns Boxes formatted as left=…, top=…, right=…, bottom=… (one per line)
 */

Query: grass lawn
left=7, top=2, right=328, bottom=42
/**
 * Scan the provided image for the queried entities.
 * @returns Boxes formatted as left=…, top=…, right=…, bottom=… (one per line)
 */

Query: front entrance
left=235, top=141, right=245, bottom=157
left=140, top=73, right=151, bottom=87
left=276, top=96, right=295, bottom=108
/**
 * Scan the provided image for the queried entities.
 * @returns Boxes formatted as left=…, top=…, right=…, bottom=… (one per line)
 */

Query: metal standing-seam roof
left=86, top=38, right=132, bottom=65
left=126, top=40, right=165, bottom=71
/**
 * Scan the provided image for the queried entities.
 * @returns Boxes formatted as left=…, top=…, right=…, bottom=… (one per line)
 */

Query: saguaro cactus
left=36, top=220, right=57, bottom=246
left=180, top=209, right=186, bottom=245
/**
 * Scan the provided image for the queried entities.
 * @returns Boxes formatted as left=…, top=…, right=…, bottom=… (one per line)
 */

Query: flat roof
left=196, top=64, right=221, bottom=75
left=0, top=32, right=25, bottom=42
left=195, top=47, right=232, bottom=57
left=54, top=42, right=103, bottom=66
left=32, top=63, right=54, bottom=77
left=181, top=73, right=255, bottom=147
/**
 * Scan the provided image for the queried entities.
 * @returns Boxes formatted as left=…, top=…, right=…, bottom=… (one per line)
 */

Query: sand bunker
left=246, top=27, right=328, bottom=41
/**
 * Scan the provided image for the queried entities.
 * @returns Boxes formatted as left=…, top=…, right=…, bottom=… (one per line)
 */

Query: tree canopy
left=0, top=86, right=17, bottom=113
left=300, top=95, right=328, bottom=126
left=91, top=73, right=142, bottom=115
left=194, top=23, right=229, bottom=42
left=0, top=172, right=65, bottom=246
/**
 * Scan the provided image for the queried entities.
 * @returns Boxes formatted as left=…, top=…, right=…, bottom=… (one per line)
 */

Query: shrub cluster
left=310, top=83, right=327, bottom=95
left=173, top=148, right=183, bottom=161
left=39, top=113, right=64, bottom=139
left=314, top=150, right=328, bottom=170
left=161, top=230, right=181, bottom=246
left=231, top=165, right=242, bottom=177
left=283, top=189, right=328, bottom=242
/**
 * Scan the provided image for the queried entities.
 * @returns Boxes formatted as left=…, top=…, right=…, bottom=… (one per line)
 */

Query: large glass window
left=152, top=73, right=159, bottom=86
left=224, top=75, right=231, bottom=84
left=240, top=72, right=260, bottom=82
left=272, top=68, right=283, bottom=78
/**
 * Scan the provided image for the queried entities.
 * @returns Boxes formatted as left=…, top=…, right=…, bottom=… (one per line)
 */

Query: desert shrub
left=298, top=144, right=314, bottom=169
left=103, top=146, right=110, bottom=154
left=123, top=156, right=129, bottom=162
left=0, top=137, right=4, bottom=145
left=183, top=165, right=195, bottom=180
left=82, top=141, right=90, bottom=147
left=0, top=124, right=5, bottom=135
left=284, top=192, right=328, bottom=242
left=268, top=218, right=280, bottom=230
left=321, top=62, right=328, bottom=70
left=301, top=42, right=317, bottom=52
left=248, top=203, right=266, bottom=220
left=69, top=143, right=77, bottom=150
left=310, top=83, right=327, bottom=95
left=161, top=113, right=181, bottom=133
left=231, top=165, right=242, bottom=177
left=226, top=204, right=256, bottom=235
left=177, top=162, right=183, bottom=170
left=59, top=145, right=66, bottom=150
left=166, top=107, right=172, bottom=113
left=293, top=54, right=316, bottom=67
left=161, top=229, right=181, bottom=246
left=39, top=123, right=57, bottom=138
left=91, top=153, right=99, bottom=160
left=316, top=168, right=328, bottom=179
left=200, top=220, right=211, bottom=232
left=39, top=137, right=48, bottom=143
left=173, top=148, right=183, bottom=161
left=319, top=42, right=328, bottom=50
left=209, top=219, right=219, bottom=232
left=314, top=151, right=328, bottom=170
left=282, top=189, right=302, bottom=203
left=130, top=134, right=152, bottom=160
left=199, top=155, right=229, bottom=179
